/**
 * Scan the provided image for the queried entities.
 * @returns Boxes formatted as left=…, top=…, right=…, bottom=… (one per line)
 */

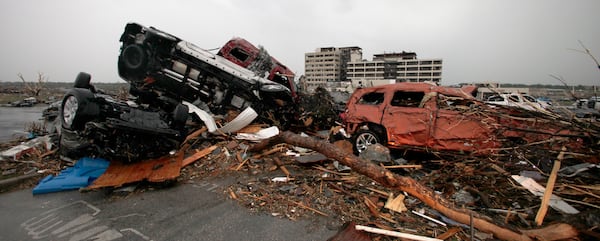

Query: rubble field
left=2, top=117, right=599, bottom=241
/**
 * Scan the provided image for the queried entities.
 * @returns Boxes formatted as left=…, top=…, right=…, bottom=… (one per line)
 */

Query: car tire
left=74, top=72, right=92, bottom=89
left=173, top=103, right=189, bottom=125
left=353, top=129, right=382, bottom=154
left=60, top=89, right=98, bottom=130
left=120, top=44, right=148, bottom=73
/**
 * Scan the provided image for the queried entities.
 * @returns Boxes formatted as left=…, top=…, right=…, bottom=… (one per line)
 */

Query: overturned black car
left=59, top=72, right=188, bottom=162
left=58, top=23, right=298, bottom=162
left=117, top=22, right=296, bottom=125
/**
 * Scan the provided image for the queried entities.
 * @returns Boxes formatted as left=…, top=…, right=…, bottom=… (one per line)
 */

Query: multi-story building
left=347, top=52, right=442, bottom=87
left=305, top=47, right=442, bottom=91
left=304, top=47, right=362, bottom=91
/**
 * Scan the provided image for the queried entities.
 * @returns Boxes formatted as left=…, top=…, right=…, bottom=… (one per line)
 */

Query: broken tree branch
left=569, top=40, right=600, bottom=72
left=549, top=74, right=578, bottom=100
left=273, top=157, right=290, bottom=177
left=291, top=200, right=329, bottom=217
left=251, top=131, right=579, bottom=241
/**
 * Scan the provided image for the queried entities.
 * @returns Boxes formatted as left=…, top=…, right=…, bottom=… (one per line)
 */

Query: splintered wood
left=247, top=131, right=585, bottom=241
left=89, top=152, right=184, bottom=189
left=534, top=147, right=565, bottom=226
left=181, top=145, right=218, bottom=167
left=384, top=193, right=408, bottom=213
left=511, top=175, right=579, bottom=214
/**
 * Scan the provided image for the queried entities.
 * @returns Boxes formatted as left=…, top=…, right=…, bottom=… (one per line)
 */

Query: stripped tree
left=17, top=72, right=48, bottom=97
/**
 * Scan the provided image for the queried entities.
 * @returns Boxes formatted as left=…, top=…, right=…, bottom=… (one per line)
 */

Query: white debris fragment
left=511, top=175, right=579, bottom=214
left=235, top=126, right=279, bottom=142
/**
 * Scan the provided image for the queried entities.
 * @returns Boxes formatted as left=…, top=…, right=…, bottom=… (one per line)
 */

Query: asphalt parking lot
left=0, top=176, right=335, bottom=241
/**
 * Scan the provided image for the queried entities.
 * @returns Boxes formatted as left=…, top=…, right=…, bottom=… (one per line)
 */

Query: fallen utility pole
left=251, top=131, right=579, bottom=241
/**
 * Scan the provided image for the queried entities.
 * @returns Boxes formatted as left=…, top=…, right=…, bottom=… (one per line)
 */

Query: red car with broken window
left=342, top=82, right=594, bottom=155
left=218, top=37, right=298, bottom=100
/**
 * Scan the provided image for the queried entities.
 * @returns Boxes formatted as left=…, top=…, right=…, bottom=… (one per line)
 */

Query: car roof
left=352, top=82, right=477, bottom=99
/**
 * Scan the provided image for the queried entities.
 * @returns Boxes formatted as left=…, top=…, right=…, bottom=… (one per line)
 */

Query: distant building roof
left=373, top=51, right=417, bottom=60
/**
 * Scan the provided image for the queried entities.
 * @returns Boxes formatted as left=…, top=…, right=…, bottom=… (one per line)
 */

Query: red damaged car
left=342, top=82, right=596, bottom=155
left=342, top=82, right=499, bottom=154
left=218, top=37, right=298, bottom=100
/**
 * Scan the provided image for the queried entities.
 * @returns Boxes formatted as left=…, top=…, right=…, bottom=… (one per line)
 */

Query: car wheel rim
left=356, top=133, right=377, bottom=153
left=63, top=96, right=78, bottom=127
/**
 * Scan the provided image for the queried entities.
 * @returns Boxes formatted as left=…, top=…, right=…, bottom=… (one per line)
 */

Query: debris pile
left=175, top=124, right=598, bottom=240
left=2, top=96, right=600, bottom=240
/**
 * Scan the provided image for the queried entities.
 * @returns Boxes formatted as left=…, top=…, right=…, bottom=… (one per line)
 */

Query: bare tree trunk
left=251, top=131, right=579, bottom=241
left=18, top=72, right=47, bottom=97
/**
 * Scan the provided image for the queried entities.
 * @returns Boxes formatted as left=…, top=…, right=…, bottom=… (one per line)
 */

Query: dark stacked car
left=59, top=72, right=188, bottom=161
left=59, top=23, right=296, bottom=161
left=117, top=23, right=295, bottom=121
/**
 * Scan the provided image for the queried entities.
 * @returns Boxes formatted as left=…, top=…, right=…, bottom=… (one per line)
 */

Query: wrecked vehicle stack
left=58, top=22, right=300, bottom=161
left=118, top=23, right=297, bottom=127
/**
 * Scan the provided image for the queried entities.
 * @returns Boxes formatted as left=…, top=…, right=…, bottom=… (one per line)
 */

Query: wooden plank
left=88, top=152, right=183, bottom=189
left=535, top=147, right=565, bottom=226
left=355, top=225, right=442, bottom=241
left=183, top=127, right=207, bottom=144
left=383, top=164, right=422, bottom=169
left=180, top=127, right=207, bottom=152
left=181, top=145, right=218, bottom=167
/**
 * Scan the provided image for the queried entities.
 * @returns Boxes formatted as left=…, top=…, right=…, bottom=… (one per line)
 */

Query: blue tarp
left=32, top=157, right=109, bottom=195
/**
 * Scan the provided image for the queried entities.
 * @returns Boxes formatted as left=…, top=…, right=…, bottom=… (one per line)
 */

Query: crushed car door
left=348, top=91, right=387, bottom=125
left=431, top=94, right=498, bottom=152
left=382, top=91, right=431, bottom=148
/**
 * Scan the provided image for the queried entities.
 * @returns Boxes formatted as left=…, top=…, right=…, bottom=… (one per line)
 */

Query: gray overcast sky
left=1, top=0, right=599, bottom=86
